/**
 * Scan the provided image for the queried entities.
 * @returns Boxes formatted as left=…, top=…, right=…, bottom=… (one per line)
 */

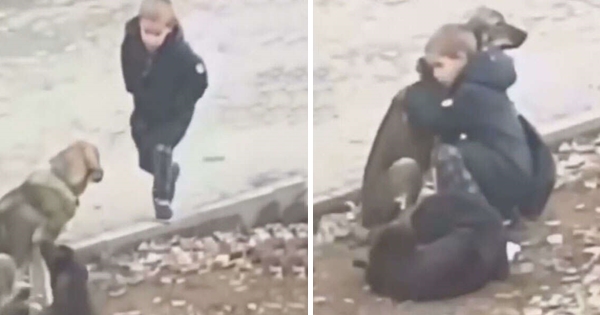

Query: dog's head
left=49, top=141, right=103, bottom=196
left=39, top=241, right=88, bottom=291
left=369, top=221, right=416, bottom=257
left=365, top=220, right=416, bottom=291
left=465, top=6, right=527, bottom=50
left=39, top=241, right=94, bottom=315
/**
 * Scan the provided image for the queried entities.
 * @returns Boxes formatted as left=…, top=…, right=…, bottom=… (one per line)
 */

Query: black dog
left=38, top=242, right=93, bottom=315
left=366, top=192, right=508, bottom=302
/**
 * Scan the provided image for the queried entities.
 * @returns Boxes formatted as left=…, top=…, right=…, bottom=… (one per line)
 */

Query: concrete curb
left=69, top=176, right=307, bottom=262
left=313, top=109, right=600, bottom=226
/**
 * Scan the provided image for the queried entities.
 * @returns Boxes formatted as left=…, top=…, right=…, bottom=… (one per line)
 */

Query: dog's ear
left=54, top=245, right=75, bottom=265
left=79, top=142, right=103, bottom=183
left=490, top=23, right=528, bottom=50
left=42, top=243, right=76, bottom=276
left=50, top=141, right=103, bottom=193
left=49, top=147, right=71, bottom=184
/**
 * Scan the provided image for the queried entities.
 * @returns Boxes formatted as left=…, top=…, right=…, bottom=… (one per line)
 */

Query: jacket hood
left=125, top=16, right=184, bottom=48
left=461, top=48, right=517, bottom=91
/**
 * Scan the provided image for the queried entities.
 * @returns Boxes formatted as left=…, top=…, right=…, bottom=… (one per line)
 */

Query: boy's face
left=139, top=18, right=172, bottom=52
left=424, top=52, right=468, bottom=87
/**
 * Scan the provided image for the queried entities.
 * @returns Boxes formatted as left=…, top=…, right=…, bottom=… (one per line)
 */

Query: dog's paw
left=31, top=228, right=45, bottom=244
left=63, top=220, right=74, bottom=232
left=29, top=301, right=43, bottom=312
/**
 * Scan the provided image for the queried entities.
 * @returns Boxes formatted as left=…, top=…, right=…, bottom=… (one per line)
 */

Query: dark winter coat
left=120, top=16, right=208, bottom=144
left=405, top=49, right=533, bottom=218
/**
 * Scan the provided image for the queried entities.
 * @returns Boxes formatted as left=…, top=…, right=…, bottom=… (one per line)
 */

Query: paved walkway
left=0, top=0, right=307, bottom=241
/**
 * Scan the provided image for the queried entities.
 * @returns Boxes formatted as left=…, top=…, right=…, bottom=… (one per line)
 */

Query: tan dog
left=360, top=6, right=529, bottom=229
left=0, top=140, right=103, bottom=307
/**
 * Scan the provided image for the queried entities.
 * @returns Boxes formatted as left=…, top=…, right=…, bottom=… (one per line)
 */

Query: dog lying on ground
left=38, top=241, right=94, bottom=315
left=0, top=140, right=103, bottom=306
left=365, top=191, right=508, bottom=302
left=360, top=6, right=555, bottom=229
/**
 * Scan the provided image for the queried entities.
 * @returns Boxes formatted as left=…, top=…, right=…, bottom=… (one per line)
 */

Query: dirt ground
left=0, top=0, right=307, bottom=242
left=77, top=222, right=310, bottom=315
left=313, top=0, right=600, bottom=197
left=103, top=269, right=307, bottom=315
left=313, top=146, right=600, bottom=314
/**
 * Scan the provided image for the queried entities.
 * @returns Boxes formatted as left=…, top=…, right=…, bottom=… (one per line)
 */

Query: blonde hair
left=139, top=0, right=178, bottom=28
left=425, top=24, right=477, bottom=59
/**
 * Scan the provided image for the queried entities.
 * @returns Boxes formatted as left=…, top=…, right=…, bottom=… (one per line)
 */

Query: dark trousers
left=433, top=144, right=483, bottom=197
left=131, top=115, right=189, bottom=206
left=434, top=142, right=530, bottom=221
left=130, top=116, right=189, bottom=174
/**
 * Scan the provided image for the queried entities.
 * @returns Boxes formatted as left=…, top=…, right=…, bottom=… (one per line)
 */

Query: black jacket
left=120, top=17, right=208, bottom=127
left=406, top=49, right=532, bottom=177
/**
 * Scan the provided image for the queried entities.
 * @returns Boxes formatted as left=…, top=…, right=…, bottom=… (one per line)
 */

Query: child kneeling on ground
left=405, top=24, right=533, bottom=222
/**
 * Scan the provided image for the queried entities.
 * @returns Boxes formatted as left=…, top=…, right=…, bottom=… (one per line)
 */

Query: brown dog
left=360, top=6, right=530, bottom=229
left=0, top=140, right=103, bottom=307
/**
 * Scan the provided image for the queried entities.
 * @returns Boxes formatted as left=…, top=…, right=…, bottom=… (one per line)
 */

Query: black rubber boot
left=168, top=162, right=180, bottom=202
left=152, top=145, right=174, bottom=220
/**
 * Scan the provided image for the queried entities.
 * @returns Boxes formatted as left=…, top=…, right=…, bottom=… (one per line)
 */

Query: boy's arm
left=120, top=33, right=135, bottom=94
left=173, top=51, right=208, bottom=127
left=405, top=81, right=466, bottom=136
left=158, top=47, right=209, bottom=145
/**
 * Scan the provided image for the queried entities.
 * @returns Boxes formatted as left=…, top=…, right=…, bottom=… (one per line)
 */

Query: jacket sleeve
left=120, top=33, right=135, bottom=94
left=405, top=81, right=467, bottom=136
left=156, top=48, right=209, bottom=146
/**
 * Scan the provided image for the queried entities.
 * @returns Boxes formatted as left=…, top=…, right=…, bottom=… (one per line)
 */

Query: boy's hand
left=405, top=81, right=447, bottom=109
left=416, top=57, right=435, bottom=82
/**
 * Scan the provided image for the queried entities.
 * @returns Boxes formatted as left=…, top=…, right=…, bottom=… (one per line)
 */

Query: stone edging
left=68, top=176, right=307, bottom=262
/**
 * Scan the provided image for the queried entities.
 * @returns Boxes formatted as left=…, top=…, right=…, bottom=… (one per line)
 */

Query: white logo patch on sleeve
left=195, top=63, right=205, bottom=74
left=441, top=98, right=454, bottom=107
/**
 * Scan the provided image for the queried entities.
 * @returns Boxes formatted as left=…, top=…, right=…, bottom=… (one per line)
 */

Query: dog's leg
left=29, top=245, right=53, bottom=309
left=31, top=226, right=54, bottom=307
left=389, top=159, right=422, bottom=209
left=0, top=253, right=16, bottom=307
left=63, top=220, right=74, bottom=233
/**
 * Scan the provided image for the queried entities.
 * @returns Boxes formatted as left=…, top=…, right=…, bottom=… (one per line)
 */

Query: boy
left=404, top=24, right=533, bottom=222
left=121, top=0, right=208, bottom=220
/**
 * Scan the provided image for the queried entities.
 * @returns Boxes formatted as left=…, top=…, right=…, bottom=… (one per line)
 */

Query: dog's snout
left=511, top=26, right=528, bottom=47
left=90, top=169, right=104, bottom=182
